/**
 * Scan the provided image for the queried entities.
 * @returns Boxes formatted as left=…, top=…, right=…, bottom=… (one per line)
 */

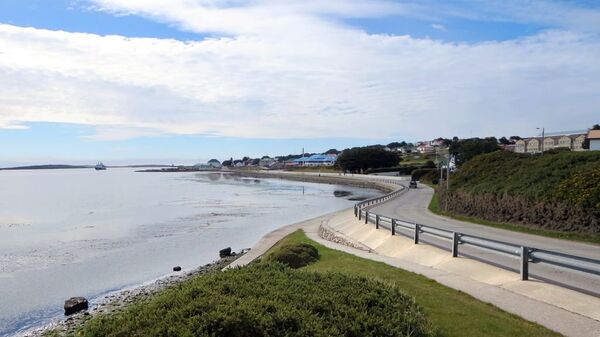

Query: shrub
left=264, top=243, right=319, bottom=268
left=73, top=264, right=436, bottom=337
left=412, top=168, right=438, bottom=182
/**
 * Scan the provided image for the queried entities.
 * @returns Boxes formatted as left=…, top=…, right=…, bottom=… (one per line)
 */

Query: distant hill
left=439, top=150, right=600, bottom=235
left=0, top=164, right=92, bottom=170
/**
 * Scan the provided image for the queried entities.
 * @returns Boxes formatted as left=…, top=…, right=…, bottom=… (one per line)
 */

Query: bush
left=412, top=168, right=438, bottom=182
left=366, top=165, right=426, bottom=175
left=73, top=264, right=436, bottom=337
left=264, top=243, right=319, bottom=268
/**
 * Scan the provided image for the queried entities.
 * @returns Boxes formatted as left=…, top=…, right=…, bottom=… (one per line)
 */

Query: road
left=369, top=183, right=600, bottom=296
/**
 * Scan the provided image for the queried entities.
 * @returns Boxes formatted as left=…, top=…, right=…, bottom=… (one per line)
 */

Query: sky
left=0, top=0, right=599, bottom=165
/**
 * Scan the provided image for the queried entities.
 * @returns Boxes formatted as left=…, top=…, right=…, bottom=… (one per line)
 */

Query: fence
left=353, top=178, right=600, bottom=281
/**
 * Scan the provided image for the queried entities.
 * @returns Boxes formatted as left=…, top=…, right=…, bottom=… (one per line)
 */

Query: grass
left=266, top=230, right=563, bottom=337
left=427, top=189, right=600, bottom=245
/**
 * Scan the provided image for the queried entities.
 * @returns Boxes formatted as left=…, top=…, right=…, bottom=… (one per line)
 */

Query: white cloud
left=431, top=23, right=447, bottom=31
left=0, top=1, right=599, bottom=140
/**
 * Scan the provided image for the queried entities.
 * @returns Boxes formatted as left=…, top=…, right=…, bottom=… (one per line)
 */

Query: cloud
left=0, top=1, right=599, bottom=141
left=431, top=23, right=447, bottom=31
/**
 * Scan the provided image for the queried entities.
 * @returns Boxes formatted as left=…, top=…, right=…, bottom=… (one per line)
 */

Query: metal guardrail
left=354, top=179, right=600, bottom=281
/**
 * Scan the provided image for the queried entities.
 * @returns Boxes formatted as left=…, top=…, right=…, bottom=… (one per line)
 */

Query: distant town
left=181, top=125, right=600, bottom=171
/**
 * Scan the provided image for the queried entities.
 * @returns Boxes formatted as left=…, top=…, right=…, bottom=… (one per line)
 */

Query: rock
left=173, top=266, right=182, bottom=272
left=219, top=247, right=232, bottom=258
left=333, top=190, right=352, bottom=197
left=64, top=297, right=88, bottom=316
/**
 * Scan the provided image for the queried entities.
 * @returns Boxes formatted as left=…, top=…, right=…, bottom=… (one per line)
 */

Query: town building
left=514, top=130, right=587, bottom=153
left=292, top=154, right=337, bottom=166
left=588, top=130, right=600, bottom=151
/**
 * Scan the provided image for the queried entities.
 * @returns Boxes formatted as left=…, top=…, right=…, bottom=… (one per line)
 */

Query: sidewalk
left=231, top=208, right=600, bottom=337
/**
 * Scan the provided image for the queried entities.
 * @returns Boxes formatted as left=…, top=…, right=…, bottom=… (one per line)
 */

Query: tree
left=222, top=157, right=233, bottom=167
left=498, top=137, right=511, bottom=145
left=387, top=142, right=402, bottom=149
left=336, top=147, right=399, bottom=173
left=324, top=148, right=340, bottom=155
left=449, top=137, right=500, bottom=166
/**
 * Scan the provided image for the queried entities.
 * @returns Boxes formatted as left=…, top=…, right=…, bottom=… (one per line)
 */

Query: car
left=409, top=180, right=418, bottom=189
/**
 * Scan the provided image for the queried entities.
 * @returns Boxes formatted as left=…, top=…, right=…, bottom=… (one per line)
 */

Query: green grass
left=428, top=190, right=600, bottom=245
left=266, top=230, right=562, bottom=337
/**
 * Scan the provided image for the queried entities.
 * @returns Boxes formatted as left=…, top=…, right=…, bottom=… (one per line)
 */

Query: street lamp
left=537, top=127, right=545, bottom=155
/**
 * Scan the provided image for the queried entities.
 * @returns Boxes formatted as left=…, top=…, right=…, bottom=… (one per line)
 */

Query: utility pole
left=537, top=127, right=545, bottom=155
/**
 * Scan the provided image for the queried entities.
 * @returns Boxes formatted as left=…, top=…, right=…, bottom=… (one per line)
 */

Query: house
left=259, top=157, right=276, bottom=167
left=292, top=154, right=337, bottom=166
left=588, top=130, right=600, bottom=151
left=515, top=130, right=587, bottom=153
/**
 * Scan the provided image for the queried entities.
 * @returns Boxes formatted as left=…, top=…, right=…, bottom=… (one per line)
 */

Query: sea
left=0, top=168, right=378, bottom=336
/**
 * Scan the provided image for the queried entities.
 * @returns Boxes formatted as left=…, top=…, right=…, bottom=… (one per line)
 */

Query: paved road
left=369, top=183, right=600, bottom=296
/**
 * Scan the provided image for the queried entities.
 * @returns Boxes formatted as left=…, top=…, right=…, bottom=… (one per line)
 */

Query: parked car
left=409, top=180, right=418, bottom=189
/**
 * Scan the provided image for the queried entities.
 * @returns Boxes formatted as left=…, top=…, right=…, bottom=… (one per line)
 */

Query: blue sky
left=0, top=0, right=599, bottom=165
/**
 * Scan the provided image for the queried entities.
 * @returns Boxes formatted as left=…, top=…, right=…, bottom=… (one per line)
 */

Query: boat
left=95, top=162, right=107, bottom=170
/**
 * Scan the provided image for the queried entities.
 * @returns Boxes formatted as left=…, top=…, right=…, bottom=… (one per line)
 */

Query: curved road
left=369, top=183, right=600, bottom=296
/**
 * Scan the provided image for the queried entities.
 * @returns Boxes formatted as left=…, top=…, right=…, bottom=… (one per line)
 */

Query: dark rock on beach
left=64, top=297, right=88, bottom=316
left=333, top=190, right=352, bottom=197
left=173, top=266, right=182, bottom=272
left=219, top=247, right=232, bottom=258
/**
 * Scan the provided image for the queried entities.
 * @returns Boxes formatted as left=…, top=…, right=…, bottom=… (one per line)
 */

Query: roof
left=293, top=154, right=337, bottom=162
left=588, top=130, right=600, bottom=140
left=536, top=130, right=587, bottom=137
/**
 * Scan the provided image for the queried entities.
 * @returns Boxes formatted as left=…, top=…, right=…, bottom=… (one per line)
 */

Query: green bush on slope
left=440, top=150, right=600, bottom=234
left=264, top=243, right=319, bottom=268
left=72, top=264, right=436, bottom=337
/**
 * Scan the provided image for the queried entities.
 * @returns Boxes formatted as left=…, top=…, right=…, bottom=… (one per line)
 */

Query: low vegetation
left=263, top=242, right=319, bottom=268
left=58, top=261, right=435, bottom=337
left=439, top=150, right=600, bottom=237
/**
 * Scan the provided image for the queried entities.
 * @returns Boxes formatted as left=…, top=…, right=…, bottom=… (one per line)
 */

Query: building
left=259, top=157, right=276, bottom=167
left=588, top=130, right=600, bottom=151
left=292, top=154, right=337, bottom=166
left=514, top=130, right=587, bottom=153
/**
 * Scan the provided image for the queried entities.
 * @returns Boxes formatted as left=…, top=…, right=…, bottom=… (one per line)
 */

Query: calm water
left=0, top=168, right=378, bottom=336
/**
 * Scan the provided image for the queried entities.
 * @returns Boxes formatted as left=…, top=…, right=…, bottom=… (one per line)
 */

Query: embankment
left=438, top=150, right=600, bottom=235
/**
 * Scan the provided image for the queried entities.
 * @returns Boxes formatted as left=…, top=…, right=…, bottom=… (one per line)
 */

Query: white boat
left=95, top=162, right=107, bottom=170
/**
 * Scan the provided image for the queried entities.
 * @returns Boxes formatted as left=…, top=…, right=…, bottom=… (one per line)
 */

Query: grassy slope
left=428, top=191, right=600, bottom=245
left=268, top=230, right=562, bottom=337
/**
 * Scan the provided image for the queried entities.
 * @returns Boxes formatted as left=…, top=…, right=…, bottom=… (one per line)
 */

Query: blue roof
left=293, top=154, right=337, bottom=162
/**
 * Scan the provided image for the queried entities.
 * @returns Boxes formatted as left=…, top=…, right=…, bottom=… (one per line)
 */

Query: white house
left=588, top=130, right=600, bottom=151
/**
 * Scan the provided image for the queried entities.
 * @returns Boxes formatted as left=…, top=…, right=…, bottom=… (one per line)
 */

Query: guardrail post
left=358, top=209, right=362, bottom=221
left=365, top=211, right=369, bottom=224
left=520, top=246, right=529, bottom=281
left=354, top=206, right=357, bottom=217
left=391, top=219, right=396, bottom=235
left=414, top=224, right=420, bottom=244
left=375, top=215, right=379, bottom=229
left=452, top=232, right=459, bottom=257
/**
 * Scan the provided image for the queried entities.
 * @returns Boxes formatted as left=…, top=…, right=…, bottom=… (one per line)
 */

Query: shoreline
left=11, top=173, right=388, bottom=337
left=16, top=253, right=246, bottom=337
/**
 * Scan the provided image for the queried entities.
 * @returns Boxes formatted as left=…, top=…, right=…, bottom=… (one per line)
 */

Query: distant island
left=0, top=164, right=92, bottom=170
left=0, top=164, right=172, bottom=170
